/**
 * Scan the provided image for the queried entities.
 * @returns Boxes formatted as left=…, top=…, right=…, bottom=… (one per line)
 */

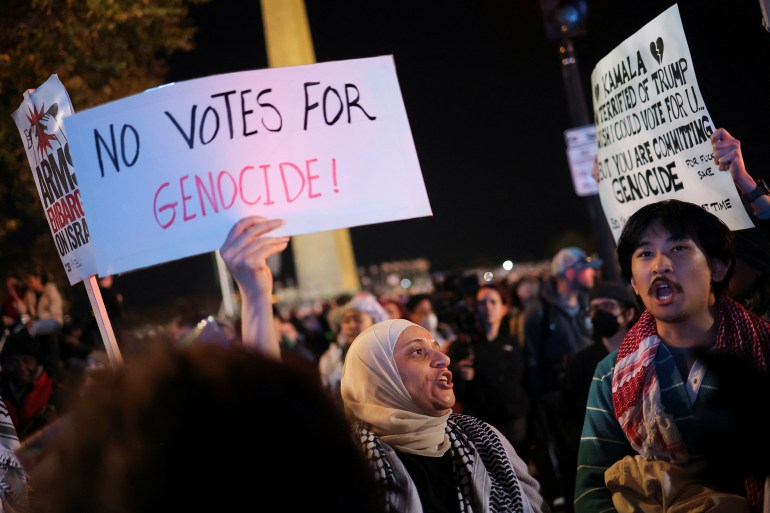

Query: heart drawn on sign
left=650, top=37, right=664, bottom=64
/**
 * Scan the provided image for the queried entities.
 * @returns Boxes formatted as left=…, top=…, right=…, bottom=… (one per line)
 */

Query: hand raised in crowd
left=219, top=216, right=289, bottom=357
left=711, top=127, right=770, bottom=217
left=711, top=128, right=749, bottom=182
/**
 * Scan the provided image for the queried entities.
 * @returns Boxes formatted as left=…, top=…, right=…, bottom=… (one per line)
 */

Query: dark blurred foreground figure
left=30, top=342, right=383, bottom=513
left=694, top=350, right=770, bottom=509
left=730, top=227, right=770, bottom=320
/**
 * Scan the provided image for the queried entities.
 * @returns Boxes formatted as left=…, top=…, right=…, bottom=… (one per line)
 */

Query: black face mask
left=591, top=309, right=620, bottom=340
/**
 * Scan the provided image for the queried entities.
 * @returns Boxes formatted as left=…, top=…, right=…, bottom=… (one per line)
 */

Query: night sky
left=117, top=0, right=770, bottom=308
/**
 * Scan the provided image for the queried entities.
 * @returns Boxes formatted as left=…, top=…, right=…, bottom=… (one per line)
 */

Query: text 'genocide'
left=153, top=157, right=339, bottom=229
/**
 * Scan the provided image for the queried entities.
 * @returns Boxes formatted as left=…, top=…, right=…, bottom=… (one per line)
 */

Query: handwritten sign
left=590, top=4, right=753, bottom=241
left=63, top=55, right=432, bottom=276
left=11, top=75, right=98, bottom=285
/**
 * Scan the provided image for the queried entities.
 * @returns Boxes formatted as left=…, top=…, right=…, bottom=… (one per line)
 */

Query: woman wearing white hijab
left=218, top=217, right=547, bottom=512
left=342, top=318, right=549, bottom=513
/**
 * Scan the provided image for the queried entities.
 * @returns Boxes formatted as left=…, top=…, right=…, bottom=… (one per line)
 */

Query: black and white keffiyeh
left=354, top=413, right=525, bottom=513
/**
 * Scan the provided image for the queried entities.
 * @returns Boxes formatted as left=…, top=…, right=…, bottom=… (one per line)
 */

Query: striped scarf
left=354, top=413, right=524, bottom=513
left=0, top=400, right=27, bottom=509
left=612, top=294, right=770, bottom=511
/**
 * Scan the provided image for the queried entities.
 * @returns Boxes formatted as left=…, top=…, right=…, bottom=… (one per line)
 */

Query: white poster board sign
left=11, top=75, right=98, bottom=285
left=565, top=124, right=599, bottom=197
left=590, top=4, right=753, bottom=241
left=64, top=55, right=432, bottom=276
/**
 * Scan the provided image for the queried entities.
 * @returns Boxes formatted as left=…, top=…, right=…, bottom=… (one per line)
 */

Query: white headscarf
left=341, top=319, right=451, bottom=457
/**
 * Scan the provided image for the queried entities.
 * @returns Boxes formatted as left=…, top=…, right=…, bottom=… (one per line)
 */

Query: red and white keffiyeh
left=612, top=294, right=770, bottom=510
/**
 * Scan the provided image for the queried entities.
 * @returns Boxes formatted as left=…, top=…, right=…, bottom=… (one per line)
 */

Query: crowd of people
left=0, top=127, right=768, bottom=512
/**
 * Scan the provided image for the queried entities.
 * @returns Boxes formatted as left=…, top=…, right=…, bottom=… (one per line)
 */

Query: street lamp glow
left=483, top=272, right=494, bottom=282
left=400, top=278, right=412, bottom=289
left=502, top=260, right=514, bottom=271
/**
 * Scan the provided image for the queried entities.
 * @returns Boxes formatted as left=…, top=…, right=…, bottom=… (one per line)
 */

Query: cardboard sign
left=63, top=55, right=432, bottom=275
left=11, top=75, right=98, bottom=285
left=590, top=4, right=753, bottom=242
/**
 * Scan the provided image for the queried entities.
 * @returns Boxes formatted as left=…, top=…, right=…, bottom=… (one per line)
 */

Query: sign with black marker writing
left=590, top=4, right=753, bottom=241
left=63, top=55, right=432, bottom=276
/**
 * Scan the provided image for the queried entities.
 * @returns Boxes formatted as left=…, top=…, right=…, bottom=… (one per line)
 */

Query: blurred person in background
left=272, top=304, right=318, bottom=377
left=318, top=292, right=389, bottom=409
left=521, top=246, right=600, bottom=510
left=405, top=292, right=456, bottom=351
left=2, top=275, right=27, bottom=334
left=0, top=329, right=66, bottom=442
left=22, top=269, right=63, bottom=338
left=446, top=283, right=530, bottom=457
left=509, top=276, right=542, bottom=348
left=380, top=295, right=406, bottom=320
left=558, top=281, right=640, bottom=513
left=729, top=228, right=770, bottom=320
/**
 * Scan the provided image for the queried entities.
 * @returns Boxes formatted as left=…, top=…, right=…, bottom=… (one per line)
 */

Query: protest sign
left=590, top=4, right=754, bottom=242
left=11, top=75, right=98, bottom=285
left=12, top=76, right=122, bottom=365
left=564, top=125, right=599, bottom=197
left=64, top=55, right=432, bottom=276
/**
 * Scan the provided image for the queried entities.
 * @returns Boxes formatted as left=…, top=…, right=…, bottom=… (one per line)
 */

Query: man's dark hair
left=616, top=200, right=735, bottom=294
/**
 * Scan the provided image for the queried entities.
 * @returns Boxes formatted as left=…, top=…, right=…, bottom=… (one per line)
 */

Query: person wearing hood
left=341, top=318, right=549, bottom=513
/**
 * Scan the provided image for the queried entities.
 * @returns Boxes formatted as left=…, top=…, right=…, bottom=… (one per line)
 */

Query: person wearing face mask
left=405, top=293, right=456, bottom=352
left=557, top=281, right=640, bottom=513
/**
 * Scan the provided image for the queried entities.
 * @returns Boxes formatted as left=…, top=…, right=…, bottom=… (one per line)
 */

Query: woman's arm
left=219, top=216, right=289, bottom=359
